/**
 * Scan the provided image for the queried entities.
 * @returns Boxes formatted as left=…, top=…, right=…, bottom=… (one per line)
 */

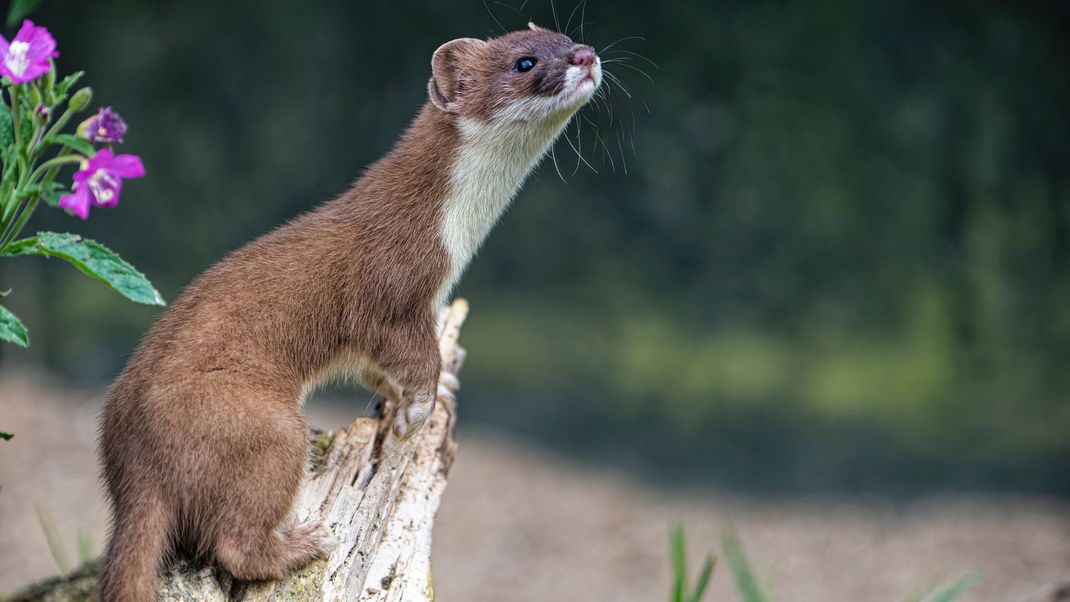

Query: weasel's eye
left=515, top=57, right=537, bottom=73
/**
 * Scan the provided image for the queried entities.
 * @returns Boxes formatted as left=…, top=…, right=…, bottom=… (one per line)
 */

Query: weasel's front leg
left=367, top=317, right=441, bottom=440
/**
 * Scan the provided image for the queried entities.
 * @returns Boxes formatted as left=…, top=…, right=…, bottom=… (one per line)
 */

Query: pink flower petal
left=108, top=154, right=145, bottom=179
left=12, top=19, right=37, bottom=43
left=58, top=187, right=91, bottom=220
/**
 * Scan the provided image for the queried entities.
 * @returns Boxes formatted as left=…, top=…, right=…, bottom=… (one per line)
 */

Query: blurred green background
left=1, top=0, right=1068, bottom=496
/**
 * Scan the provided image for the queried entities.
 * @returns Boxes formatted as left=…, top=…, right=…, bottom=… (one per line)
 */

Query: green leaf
left=0, top=100, right=12, bottom=148
left=0, top=431, right=12, bottom=441
left=722, top=527, right=768, bottom=602
left=923, top=574, right=981, bottom=602
left=46, top=134, right=94, bottom=157
left=0, top=302, right=29, bottom=347
left=51, top=70, right=84, bottom=105
left=686, top=555, right=715, bottom=602
left=6, top=0, right=43, bottom=27
left=3, top=232, right=166, bottom=306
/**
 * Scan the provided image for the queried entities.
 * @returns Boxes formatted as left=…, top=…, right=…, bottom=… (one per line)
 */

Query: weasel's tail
left=98, top=492, right=170, bottom=602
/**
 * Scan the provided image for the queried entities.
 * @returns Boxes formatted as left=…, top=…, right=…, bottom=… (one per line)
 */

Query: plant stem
left=0, top=142, right=77, bottom=253
left=38, top=105, right=76, bottom=150
left=9, top=86, right=21, bottom=154
left=0, top=199, right=18, bottom=239
left=0, top=86, right=26, bottom=252
left=28, top=154, right=82, bottom=183
left=0, top=195, right=36, bottom=252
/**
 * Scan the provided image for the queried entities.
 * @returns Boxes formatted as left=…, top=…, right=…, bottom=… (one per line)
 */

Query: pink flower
left=0, top=20, right=58, bottom=84
left=58, top=149, right=145, bottom=220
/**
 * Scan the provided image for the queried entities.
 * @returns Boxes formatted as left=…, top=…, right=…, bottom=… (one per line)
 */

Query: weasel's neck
left=437, top=112, right=572, bottom=302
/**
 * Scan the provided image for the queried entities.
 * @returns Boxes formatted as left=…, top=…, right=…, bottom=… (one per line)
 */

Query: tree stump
left=8, top=299, right=470, bottom=602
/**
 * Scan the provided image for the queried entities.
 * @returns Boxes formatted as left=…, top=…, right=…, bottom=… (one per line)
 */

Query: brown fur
left=98, top=26, right=598, bottom=600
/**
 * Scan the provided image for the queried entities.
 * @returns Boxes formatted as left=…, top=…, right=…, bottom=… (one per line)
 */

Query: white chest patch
left=436, top=114, right=570, bottom=303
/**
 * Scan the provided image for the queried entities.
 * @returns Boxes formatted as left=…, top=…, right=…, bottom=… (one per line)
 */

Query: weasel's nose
left=570, top=45, right=598, bottom=67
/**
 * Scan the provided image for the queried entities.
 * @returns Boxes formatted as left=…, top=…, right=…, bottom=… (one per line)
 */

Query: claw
left=392, top=413, right=408, bottom=439
left=439, top=371, right=460, bottom=392
left=392, top=394, right=434, bottom=440
left=437, top=383, right=456, bottom=404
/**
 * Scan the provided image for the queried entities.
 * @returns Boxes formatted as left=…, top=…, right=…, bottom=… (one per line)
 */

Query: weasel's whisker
left=604, top=49, right=660, bottom=70
left=570, top=113, right=584, bottom=176
left=604, top=60, right=654, bottom=83
left=493, top=1, right=522, bottom=15
left=581, top=112, right=606, bottom=167
left=599, top=35, right=645, bottom=54
left=580, top=0, right=588, bottom=43
left=550, top=0, right=561, bottom=31
left=599, top=132, right=616, bottom=173
left=483, top=0, right=508, bottom=34
left=628, top=107, right=638, bottom=157
left=564, top=0, right=583, bottom=39
left=563, top=119, right=598, bottom=175
left=549, top=138, right=567, bottom=183
left=593, top=86, right=611, bottom=105
left=602, top=70, right=633, bottom=99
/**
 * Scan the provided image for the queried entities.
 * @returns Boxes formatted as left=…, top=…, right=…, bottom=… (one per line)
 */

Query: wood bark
left=9, top=299, right=469, bottom=602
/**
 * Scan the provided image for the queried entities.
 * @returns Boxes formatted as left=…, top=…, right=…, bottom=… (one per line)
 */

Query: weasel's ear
left=428, top=38, right=486, bottom=112
left=528, top=22, right=544, bottom=31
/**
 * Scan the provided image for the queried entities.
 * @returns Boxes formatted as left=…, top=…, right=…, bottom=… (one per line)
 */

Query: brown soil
left=1, top=374, right=1067, bottom=601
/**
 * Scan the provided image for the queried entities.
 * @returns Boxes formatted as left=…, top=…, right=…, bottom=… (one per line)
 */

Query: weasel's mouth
left=574, top=70, right=601, bottom=96
left=573, top=66, right=602, bottom=93
left=533, top=62, right=600, bottom=115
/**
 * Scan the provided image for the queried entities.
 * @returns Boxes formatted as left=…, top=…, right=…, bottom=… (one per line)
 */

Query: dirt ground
left=1, top=374, right=1068, bottom=601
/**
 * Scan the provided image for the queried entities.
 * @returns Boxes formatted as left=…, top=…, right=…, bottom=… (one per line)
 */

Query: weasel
left=97, top=23, right=602, bottom=600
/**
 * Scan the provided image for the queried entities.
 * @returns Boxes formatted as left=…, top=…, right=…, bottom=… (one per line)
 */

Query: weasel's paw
left=439, top=371, right=460, bottom=392
left=319, top=531, right=340, bottom=554
left=392, top=398, right=433, bottom=440
left=284, top=521, right=337, bottom=559
left=437, top=382, right=457, bottom=405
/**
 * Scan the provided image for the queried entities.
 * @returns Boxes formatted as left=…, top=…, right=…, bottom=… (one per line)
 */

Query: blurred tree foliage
left=2, top=0, right=1067, bottom=495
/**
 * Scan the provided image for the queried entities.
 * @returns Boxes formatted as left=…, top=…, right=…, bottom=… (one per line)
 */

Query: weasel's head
left=427, top=23, right=602, bottom=124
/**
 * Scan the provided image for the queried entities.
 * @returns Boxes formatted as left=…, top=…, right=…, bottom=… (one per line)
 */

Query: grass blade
left=722, top=526, right=768, bottom=602
left=35, top=506, right=70, bottom=575
left=77, top=527, right=94, bottom=563
left=686, top=555, right=716, bottom=602
left=671, top=523, right=687, bottom=602
left=924, top=573, right=981, bottom=602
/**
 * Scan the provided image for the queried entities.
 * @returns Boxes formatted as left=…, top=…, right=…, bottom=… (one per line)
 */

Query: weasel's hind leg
left=207, top=402, right=333, bottom=580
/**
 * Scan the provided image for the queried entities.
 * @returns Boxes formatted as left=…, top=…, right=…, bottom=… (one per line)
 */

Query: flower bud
left=44, top=63, right=55, bottom=94
left=32, top=103, right=49, bottom=128
left=68, top=87, right=92, bottom=113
